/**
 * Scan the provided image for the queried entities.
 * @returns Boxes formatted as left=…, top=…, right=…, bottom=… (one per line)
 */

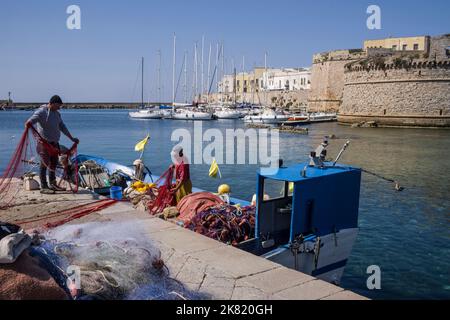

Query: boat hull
left=172, top=112, right=214, bottom=120
left=129, top=111, right=162, bottom=119
left=262, top=228, right=358, bottom=284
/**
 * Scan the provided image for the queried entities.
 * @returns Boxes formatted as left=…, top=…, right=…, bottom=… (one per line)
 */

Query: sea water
left=0, top=109, right=449, bottom=299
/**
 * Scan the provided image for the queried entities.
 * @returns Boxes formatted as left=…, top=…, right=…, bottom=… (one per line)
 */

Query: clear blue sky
left=1, top=0, right=449, bottom=102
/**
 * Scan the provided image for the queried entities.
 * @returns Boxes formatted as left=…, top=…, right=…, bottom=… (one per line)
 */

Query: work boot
left=49, top=182, right=66, bottom=192
left=40, top=186, right=55, bottom=194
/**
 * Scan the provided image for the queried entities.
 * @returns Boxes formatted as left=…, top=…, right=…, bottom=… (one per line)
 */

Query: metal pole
left=157, top=50, right=161, bottom=103
left=201, top=35, right=204, bottom=99
left=141, top=57, right=144, bottom=107
left=172, top=33, right=176, bottom=105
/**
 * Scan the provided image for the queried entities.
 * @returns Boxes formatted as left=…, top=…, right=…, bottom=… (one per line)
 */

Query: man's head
left=48, top=95, right=63, bottom=111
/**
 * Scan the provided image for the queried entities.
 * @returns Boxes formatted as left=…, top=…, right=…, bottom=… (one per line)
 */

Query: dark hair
left=49, top=95, right=63, bottom=105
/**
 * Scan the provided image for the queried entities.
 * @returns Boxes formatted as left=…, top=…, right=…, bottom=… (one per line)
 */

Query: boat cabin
left=239, top=163, right=361, bottom=264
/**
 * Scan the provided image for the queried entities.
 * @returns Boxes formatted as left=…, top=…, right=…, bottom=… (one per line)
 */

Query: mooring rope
left=361, top=168, right=404, bottom=191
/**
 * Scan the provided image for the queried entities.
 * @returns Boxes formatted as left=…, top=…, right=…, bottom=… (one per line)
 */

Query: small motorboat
left=244, top=108, right=290, bottom=124
left=309, top=112, right=337, bottom=123
left=282, top=114, right=310, bottom=126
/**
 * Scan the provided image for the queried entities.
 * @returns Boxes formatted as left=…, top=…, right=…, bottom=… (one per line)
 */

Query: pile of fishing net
left=185, top=205, right=256, bottom=246
left=0, top=126, right=79, bottom=209
left=177, top=192, right=225, bottom=223
left=39, top=221, right=200, bottom=300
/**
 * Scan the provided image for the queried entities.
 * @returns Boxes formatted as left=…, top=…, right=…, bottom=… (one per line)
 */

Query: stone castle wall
left=339, top=60, right=450, bottom=127
left=308, top=50, right=366, bottom=112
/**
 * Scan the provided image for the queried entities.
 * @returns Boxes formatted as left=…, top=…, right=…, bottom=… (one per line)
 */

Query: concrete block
left=147, top=228, right=224, bottom=254
left=321, top=290, right=369, bottom=300
left=231, top=286, right=272, bottom=300
left=236, top=266, right=315, bottom=294
left=189, top=245, right=278, bottom=278
left=273, top=279, right=343, bottom=300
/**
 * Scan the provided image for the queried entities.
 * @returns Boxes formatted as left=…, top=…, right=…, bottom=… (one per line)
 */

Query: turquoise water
left=1, top=109, right=449, bottom=299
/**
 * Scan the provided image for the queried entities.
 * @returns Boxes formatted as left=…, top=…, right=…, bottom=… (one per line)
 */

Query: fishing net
left=185, top=205, right=256, bottom=246
left=147, top=166, right=175, bottom=214
left=0, top=126, right=79, bottom=209
left=38, top=221, right=202, bottom=300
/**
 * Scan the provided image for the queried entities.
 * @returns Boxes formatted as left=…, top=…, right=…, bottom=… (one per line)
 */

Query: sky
left=1, top=0, right=449, bottom=102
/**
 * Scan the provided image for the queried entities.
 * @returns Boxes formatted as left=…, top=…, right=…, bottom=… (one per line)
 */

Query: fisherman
left=170, top=146, right=192, bottom=203
left=25, top=95, right=79, bottom=194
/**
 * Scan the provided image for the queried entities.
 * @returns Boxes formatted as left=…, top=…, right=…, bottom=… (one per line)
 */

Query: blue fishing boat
left=72, top=139, right=361, bottom=284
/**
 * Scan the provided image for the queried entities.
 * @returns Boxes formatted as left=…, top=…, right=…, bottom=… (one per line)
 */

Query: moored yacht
left=129, top=108, right=163, bottom=119
left=244, top=108, right=290, bottom=124
left=172, top=107, right=214, bottom=120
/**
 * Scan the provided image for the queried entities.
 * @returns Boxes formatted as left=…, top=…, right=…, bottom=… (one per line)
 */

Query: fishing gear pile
left=185, top=205, right=256, bottom=246
left=0, top=126, right=79, bottom=209
left=39, top=221, right=196, bottom=300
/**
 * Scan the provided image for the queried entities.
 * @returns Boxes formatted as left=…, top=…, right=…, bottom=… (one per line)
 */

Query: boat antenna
left=332, top=140, right=350, bottom=166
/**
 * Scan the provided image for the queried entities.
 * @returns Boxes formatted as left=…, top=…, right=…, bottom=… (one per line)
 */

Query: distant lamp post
left=8, top=91, right=11, bottom=106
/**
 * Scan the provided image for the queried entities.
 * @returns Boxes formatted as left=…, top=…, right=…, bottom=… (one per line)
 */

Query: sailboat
left=129, top=57, right=162, bottom=119
left=170, top=35, right=213, bottom=120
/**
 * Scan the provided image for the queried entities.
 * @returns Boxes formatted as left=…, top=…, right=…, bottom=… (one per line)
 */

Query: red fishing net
left=0, top=126, right=79, bottom=209
left=147, top=166, right=175, bottom=214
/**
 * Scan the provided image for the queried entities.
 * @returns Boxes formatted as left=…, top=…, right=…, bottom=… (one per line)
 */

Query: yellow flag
left=209, top=158, right=221, bottom=178
left=134, top=134, right=150, bottom=152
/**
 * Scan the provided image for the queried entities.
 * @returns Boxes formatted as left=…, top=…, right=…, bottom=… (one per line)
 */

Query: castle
left=309, top=34, right=450, bottom=127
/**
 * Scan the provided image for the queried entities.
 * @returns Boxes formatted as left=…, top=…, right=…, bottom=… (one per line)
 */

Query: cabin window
left=263, top=179, right=285, bottom=201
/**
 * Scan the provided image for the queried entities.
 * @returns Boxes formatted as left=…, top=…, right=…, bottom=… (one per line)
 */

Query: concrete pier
left=1, top=185, right=368, bottom=300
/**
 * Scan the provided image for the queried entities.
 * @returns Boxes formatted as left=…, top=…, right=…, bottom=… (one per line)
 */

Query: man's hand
left=71, top=137, right=80, bottom=144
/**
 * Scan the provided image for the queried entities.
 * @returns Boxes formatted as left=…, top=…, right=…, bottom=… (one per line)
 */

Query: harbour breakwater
left=2, top=102, right=170, bottom=110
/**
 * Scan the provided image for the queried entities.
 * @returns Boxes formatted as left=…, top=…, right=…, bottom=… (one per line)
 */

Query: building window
left=446, top=46, right=450, bottom=57
left=237, top=80, right=240, bottom=86
left=392, top=45, right=397, bottom=50
left=278, top=80, right=281, bottom=88
left=413, top=44, right=419, bottom=50
left=402, top=44, right=407, bottom=51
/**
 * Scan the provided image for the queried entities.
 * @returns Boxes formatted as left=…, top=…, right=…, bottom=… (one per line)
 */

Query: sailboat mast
left=158, top=50, right=161, bottom=103
left=201, top=35, right=204, bottom=101
left=264, top=51, right=268, bottom=106
left=233, top=67, right=237, bottom=105
left=215, top=43, right=219, bottom=95
left=184, top=51, right=187, bottom=104
left=207, top=43, right=212, bottom=104
left=195, top=42, right=198, bottom=102
left=172, top=33, right=176, bottom=105
left=221, top=44, right=224, bottom=103
left=242, top=55, right=245, bottom=104
left=141, top=57, right=144, bottom=107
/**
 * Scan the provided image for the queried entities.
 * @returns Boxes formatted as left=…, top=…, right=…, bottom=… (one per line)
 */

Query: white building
left=263, top=68, right=311, bottom=91
left=218, top=74, right=235, bottom=94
